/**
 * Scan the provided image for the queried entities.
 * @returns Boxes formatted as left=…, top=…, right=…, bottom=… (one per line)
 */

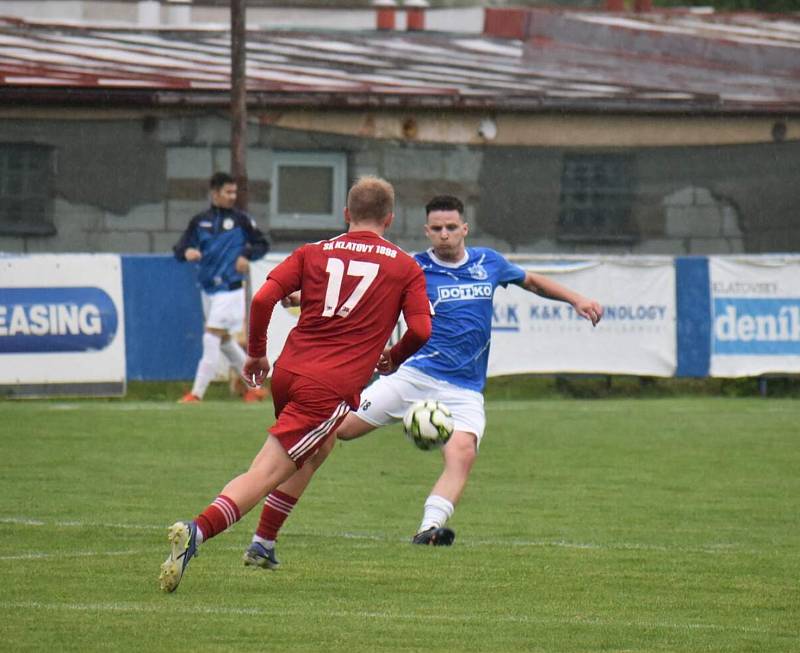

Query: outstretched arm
left=522, top=271, right=603, bottom=326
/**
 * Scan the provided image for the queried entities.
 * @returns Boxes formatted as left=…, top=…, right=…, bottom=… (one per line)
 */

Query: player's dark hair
left=209, top=172, right=235, bottom=191
left=347, top=176, right=395, bottom=223
left=425, top=195, right=464, bottom=216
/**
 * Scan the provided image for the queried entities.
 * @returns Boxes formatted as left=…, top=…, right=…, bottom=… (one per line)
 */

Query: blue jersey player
left=173, top=172, right=269, bottom=404
left=241, top=195, right=602, bottom=567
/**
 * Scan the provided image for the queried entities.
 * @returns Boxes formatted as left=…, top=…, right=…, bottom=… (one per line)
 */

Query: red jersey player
left=159, top=176, right=432, bottom=593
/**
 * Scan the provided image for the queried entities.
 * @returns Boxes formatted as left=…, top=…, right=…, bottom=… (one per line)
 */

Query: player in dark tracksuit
left=173, top=172, right=269, bottom=403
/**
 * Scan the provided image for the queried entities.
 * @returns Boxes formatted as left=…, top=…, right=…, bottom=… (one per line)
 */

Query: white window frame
left=270, top=152, right=347, bottom=230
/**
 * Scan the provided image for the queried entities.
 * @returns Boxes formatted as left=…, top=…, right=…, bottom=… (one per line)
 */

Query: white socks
left=252, top=535, right=275, bottom=550
left=191, top=332, right=222, bottom=398
left=220, top=338, right=246, bottom=373
left=419, top=495, right=454, bottom=532
left=191, top=334, right=248, bottom=398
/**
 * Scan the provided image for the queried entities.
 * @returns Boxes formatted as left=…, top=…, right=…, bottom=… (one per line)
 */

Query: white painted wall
left=0, top=0, right=484, bottom=32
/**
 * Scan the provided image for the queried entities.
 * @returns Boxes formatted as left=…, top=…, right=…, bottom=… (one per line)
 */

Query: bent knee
left=444, top=431, right=478, bottom=461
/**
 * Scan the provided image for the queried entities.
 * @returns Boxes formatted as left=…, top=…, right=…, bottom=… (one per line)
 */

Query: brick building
left=0, top=4, right=798, bottom=255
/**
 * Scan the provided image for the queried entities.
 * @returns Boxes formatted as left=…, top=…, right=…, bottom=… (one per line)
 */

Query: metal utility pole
left=230, top=0, right=248, bottom=210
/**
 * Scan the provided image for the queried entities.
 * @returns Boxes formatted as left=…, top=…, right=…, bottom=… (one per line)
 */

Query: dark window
left=558, top=153, right=637, bottom=243
left=277, top=165, right=334, bottom=215
left=270, top=152, right=346, bottom=231
left=0, top=143, right=55, bottom=236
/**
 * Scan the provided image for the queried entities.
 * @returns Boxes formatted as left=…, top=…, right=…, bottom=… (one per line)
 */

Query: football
left=402, top=400, right=454, bottom=450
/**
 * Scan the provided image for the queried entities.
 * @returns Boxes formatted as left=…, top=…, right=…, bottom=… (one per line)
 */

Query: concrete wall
left=0, top=112, right=798, bottom=256
left=476, top=142, right=799, bottom=255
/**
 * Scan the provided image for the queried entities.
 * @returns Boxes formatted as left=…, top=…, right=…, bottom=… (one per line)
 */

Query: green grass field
left=1, top=397, right=798, bottom=652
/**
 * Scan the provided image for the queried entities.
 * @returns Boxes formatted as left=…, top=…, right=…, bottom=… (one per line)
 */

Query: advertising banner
left=0, top=254, right=126, bottom=395
left=252, top=254, right=676, bottom=378
left=709, top=256, right=800, bottom=377
left=488, top=257, right=676, bottom=377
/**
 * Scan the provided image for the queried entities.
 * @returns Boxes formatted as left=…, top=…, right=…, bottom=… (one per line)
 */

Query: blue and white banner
left=710, top=256, right=800, bottom=377
left=0, top=254, right=126, bottom=391
left=489, top=257, right=676, bottom=377
left=251, top=254, right=676, bottom=378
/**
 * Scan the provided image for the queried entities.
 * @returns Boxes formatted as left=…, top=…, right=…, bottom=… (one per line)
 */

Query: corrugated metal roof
left=0, top=11, right=798, bottom=113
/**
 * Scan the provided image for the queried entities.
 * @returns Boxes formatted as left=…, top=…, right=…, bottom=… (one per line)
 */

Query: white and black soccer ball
left=402, top=400, right=454, bottom=451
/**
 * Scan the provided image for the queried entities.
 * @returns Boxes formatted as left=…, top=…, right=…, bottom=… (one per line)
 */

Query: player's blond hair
left=347, top=176, right=395, bottom=223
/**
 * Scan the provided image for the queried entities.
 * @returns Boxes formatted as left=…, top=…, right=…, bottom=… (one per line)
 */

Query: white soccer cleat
left=159, top=521, right=199, bottom=593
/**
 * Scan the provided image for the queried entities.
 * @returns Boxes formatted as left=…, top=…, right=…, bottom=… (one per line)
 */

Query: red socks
left=193, top=491, right=295, bottom=543
left=256, top=490, right=298, bottom=540
left=195, top=495, right=241, bottom=541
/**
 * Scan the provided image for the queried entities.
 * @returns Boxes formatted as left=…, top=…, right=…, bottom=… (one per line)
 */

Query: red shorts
left=269, top=366, right=350, bottom=468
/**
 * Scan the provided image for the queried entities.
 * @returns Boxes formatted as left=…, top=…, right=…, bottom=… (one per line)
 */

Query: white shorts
left=356, top=365, right=486, bottom=445
left=201, top=288, right=245, bottom=333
